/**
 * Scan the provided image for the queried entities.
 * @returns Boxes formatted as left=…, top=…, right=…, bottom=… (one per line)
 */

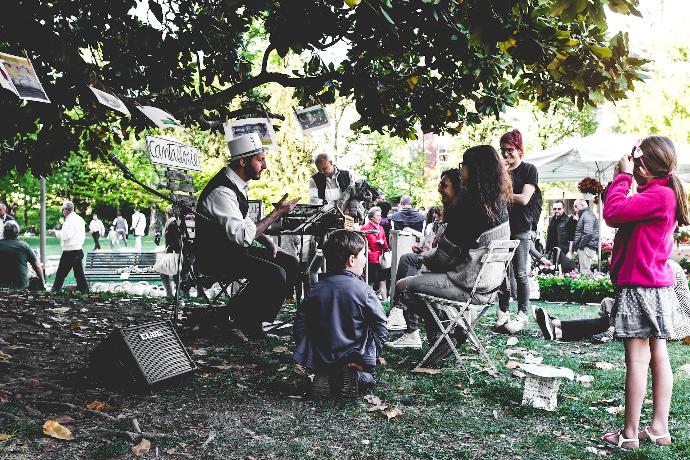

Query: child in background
left=293, top=230, right=388, bottom=399
left=107, top=225, right=118, bottom=250
left=602, top=136, right=690, bottom=448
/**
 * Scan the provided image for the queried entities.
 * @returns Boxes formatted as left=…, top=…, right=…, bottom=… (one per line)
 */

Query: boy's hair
left=638, top=136, right=689, bottom=225
left=324, top=230, right=366, bottom=271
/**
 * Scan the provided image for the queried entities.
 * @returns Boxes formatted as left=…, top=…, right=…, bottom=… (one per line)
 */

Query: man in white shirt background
left=50, top=200, right=88, bottom=293
left=89, top=213, right=106, bottom=251
left=131, top=207, right=147, bottom=251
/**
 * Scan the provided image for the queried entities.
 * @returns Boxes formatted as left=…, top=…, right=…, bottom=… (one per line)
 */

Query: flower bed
left=538, top=272, right=614, bottom=303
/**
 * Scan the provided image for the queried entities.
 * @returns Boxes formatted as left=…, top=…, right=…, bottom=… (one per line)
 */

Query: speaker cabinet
left=89, top=321, right=195, bottom=391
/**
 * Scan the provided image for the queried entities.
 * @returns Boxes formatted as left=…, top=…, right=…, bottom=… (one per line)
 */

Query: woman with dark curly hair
left=394, top=145, right=511, bottom=365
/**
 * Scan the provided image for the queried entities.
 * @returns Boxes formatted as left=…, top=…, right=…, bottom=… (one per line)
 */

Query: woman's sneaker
left=387, top=307, right=407, bottom=331
left=385, top=330, right=422, bottom=349
left=495, top=310, right=510, bottom=328
left=591, top=327, right=615, bottom=343
left=535, top=307, right=556, bottom=340
left=504, top=311, right=528, bottom=334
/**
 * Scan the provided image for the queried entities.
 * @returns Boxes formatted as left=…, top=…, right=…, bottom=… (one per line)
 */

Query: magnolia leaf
left=42, top=420, right=75, bottom=440
left=86, top=401, right=112, bottom=411
left=0, top=434, right=15, bottom=441
left=272, top=346, right=288, bottom=353
left=604, top=405, right=625, bottom=415
left=0, top=352, right=12, bottom=361
left=363, top=394, right=383, bottom=406
left=413, top=367, right=441, bottom=375
left=131, top=438, right=151, bottom=456
left=576, top=375, right=594, bottom=386
left=595, top=361, right=615, bottom=370
left=384, top=406, right=402, bottom=420
left=505, top=360, right=520, bottom=369
left=506, top=337, right=518, bottom=346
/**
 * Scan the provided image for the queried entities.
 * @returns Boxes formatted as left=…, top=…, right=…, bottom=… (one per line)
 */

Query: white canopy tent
left=528, top=133, right=690, bottom=183
left=528, top=133, right=690, bottom=272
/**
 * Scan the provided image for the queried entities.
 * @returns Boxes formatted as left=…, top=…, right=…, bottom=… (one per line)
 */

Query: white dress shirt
left=131, top=211, right=147, bottom=236
left=308, top=167, right=352, bottom=205
left=56, top=212, right=86, bottom=251
left=89, top=219, right=106, bottom=235
left=198, top=167, right=257, bottom=247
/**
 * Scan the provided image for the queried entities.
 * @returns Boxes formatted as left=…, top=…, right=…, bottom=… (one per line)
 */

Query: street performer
left=195, top=133, right=300, bottom=340
left=306, top=153, right=354, bottom=285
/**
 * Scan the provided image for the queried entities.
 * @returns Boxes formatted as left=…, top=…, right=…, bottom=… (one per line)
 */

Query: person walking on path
left=50, top=201, right=89, bottom=293
left=114, top=212, right=128, bottom=247
left=573, top=198, right=599, bottom=274
left=89, top=213, right=106, bottom=251
left=495, top=128, right=540, bottom=334
left=601, top=136, right=690, bottom=449
left=131, top=207, right=147, bottom=251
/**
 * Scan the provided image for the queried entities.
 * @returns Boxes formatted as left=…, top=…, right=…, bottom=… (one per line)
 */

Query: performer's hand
left=275, top=193, right=300, bottom=215
left=412, top=245, right=423, bottom=254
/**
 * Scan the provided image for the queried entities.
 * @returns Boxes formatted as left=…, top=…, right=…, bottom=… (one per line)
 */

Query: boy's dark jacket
left=293, top=270, right=388, bottom=369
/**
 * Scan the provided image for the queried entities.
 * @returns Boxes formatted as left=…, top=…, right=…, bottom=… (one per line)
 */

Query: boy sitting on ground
left=293, top=229, right=388, bottom=399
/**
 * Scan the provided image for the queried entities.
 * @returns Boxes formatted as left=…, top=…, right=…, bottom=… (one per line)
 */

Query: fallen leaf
left=383, top=406, right=402, bottom=420
left=42, top=420, right=75, bottom=440
left=576, top=375, right=594, bottom=386
left=41, top=323, right=52, bottom=329
left=596, top=362, right=615, bottom=370
left=0, top=434, right=15, bottom=441
left=413, top=367, right=441, bottom=375
left=585, top=446, right=611, bottom=456
left=505, top=360, right=520, bottom=369
left=377, top=357, right=387, bottom=366
left=683, top=336, right=690, bottom=345
left=361, top=439, right=370, bottom=445
left=678, top=364, right=690, bottom=377
left=604, top=405, right=625, bottom=415
left=86, top=401, right=112, bottom=411
left=363, top=394, right=383, bottom=406
left=0, top=389, right=11, bottom=402
left=23, top=378, right=41, bottom=389
left=0, top=352, right=12, bottom=360
left=512, top=370, right=526, bottom=378
left=492, top=409, right=500, bottom=419
left=524, top=353, right=543, bottom=365
left=208, top=365, right=231, bottom=371
left=592, top=398, right=617, bottom=406
left=190, top=348, right=207, bottom=356
left=131, top=438, right=151, bottom=456
left=272, top=346, right=288, bottom=353
left=47, top=307, right=70, bottom=314
left=506, top=337, right=518, bottom=346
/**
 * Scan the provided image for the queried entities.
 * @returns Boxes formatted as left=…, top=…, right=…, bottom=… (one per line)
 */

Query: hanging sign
left=145, top=135, right=201, bottom=171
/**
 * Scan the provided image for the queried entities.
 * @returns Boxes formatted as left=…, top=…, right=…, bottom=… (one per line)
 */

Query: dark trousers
left=498, top=231, right=531, bottom=314
left=52, top=249, right=89, bottom=293
left=393, top=252, right=423, bottom=332
left=92, top=232, right=101, bottom=250
left=230, top=246, right=299, bottom=327
left=560, top=316, right=610, bottom=341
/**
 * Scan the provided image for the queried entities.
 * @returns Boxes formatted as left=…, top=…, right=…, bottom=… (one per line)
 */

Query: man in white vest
left=131, top=207, right=147, bottom=251
left=51, top=200, right=88, bottom=293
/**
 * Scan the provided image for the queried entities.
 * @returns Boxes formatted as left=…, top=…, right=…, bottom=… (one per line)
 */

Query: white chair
left=414, top=239, right=520, bottom=373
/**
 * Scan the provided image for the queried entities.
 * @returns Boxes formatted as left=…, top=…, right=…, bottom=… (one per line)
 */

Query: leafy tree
left=1, top=0, right=646, bottom=174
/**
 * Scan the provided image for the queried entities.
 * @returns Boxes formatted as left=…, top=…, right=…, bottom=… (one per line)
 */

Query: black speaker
left=89, top=321, right=196, bottom=391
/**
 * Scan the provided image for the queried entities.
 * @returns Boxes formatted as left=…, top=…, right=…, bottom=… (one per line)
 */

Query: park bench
left=84, top=251, right=160, bottom=282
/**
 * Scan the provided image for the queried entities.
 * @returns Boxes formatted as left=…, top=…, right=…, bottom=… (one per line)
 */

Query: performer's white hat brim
left=228, top=133, right=266, bottom=161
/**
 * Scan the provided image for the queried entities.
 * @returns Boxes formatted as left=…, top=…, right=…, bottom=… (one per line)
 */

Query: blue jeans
left=498, top=231, right=530, bottom=314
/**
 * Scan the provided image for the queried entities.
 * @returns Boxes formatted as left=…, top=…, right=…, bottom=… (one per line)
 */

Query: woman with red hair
left=496, top=129, right=542, bottom=334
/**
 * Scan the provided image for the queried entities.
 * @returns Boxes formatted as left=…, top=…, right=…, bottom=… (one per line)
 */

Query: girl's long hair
left=638, top=136, right=689, bottom=226
left=460, top=145, right=512, bottom=219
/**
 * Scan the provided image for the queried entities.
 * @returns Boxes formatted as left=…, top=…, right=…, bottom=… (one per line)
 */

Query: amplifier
left=89, top=320, right=195, bottom=391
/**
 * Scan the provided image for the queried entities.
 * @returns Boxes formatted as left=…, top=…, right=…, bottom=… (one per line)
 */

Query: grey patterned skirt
left=611, top=286, right=690, bottom=339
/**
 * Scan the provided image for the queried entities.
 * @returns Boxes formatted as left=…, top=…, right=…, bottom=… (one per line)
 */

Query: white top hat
left=228, top=133, right=266, bottom=161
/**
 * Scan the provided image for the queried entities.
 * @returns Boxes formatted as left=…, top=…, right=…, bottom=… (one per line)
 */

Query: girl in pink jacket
left=602, top=136, right=690, bottom=449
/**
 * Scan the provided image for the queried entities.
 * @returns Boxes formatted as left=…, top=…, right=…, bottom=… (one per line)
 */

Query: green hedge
left=538, top=274, right=614, bottom=303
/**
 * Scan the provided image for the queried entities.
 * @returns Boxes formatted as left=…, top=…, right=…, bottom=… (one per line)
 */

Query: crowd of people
left=1, top=129, right=688, bottom=449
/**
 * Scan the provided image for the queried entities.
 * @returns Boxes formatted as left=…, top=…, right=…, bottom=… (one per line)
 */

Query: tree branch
left=177, top=70, right=338, bottom=116
left=261, top=44, right=275, bottom=74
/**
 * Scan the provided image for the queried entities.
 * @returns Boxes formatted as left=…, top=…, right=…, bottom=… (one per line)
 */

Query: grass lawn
left=21, top=235, right=160, bottom=286
left=3, top=292, right=689, bottom=459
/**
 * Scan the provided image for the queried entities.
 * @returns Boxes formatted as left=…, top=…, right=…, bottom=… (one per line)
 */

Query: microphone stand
left=105, top=153, right=210, bottom=327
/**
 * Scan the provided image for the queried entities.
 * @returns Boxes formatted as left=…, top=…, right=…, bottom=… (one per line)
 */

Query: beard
left=243, top=161, right=261, bottom=180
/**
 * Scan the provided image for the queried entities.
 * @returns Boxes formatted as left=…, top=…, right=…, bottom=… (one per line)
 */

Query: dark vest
left=195, top=168, right=249, bottom=271
left=311, top=169, right=351, bottom=201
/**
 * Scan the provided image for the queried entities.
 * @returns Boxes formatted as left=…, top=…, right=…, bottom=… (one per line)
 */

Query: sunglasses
left=500, top=147, right=516, bottom=154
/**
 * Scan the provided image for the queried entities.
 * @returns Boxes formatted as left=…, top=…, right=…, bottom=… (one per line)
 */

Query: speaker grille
left=119, top=321, right=195, bottom=385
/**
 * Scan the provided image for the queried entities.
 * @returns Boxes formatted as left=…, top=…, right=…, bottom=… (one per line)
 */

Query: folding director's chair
left=413, top=239, right=520, bottom=373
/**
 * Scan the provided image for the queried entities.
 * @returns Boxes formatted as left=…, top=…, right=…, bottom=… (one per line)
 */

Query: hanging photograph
left=136, top=105, right=184, bottom=129
left=294, top=105, right=331, bottom=134
left=223, top=118, right=277, bottom=151
left=0, top=52, right=50, bottom=103
left=0, top=61, right=19, bottom=96
left=89, top=86, right=131, bottom=116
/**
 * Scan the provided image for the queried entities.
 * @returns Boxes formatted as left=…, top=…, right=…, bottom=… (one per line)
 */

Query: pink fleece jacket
left=603, top=173, right=677, bottom=287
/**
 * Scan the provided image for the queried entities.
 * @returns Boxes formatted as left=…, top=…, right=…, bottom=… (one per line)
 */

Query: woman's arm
left=603, top=174, right=668, bottom=226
